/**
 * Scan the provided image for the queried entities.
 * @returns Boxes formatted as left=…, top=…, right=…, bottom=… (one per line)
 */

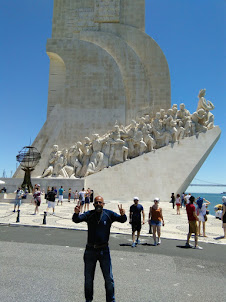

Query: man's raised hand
left=118, top=204, right=125, bottom=216
left=74, top=205, right=80, bottom=214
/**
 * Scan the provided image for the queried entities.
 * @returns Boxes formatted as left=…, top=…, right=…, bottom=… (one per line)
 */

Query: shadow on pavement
left=176, top=245, right=192, bottom=249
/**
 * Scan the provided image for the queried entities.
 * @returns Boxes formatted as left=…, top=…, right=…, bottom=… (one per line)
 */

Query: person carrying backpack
left=46, top=187, right=57, bottom=215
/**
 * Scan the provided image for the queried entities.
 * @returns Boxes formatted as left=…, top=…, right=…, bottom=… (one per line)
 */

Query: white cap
left=133, top=196, right=139, bottom=201
left=154, top=197, right=160, bottom=202
left=222, top=196, right=226, bottom=202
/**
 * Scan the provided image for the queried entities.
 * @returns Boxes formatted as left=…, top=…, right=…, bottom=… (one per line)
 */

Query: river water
left=189, top=192, right=225, bottom=216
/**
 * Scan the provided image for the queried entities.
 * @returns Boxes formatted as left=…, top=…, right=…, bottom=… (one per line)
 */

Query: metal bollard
left=43, top=211, right=47, bottom=225
left=16, top=210, right=20, bottom=223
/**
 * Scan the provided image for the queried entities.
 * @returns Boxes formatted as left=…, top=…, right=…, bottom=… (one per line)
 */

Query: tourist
left=31, top=184, right=38, bottom=204
left=181, top=192, right=185, bottom=208
left=45, top=186, right=51, bottom=202
left=176, top=194, right=181, bottom=215
left=149, top=198, right=164, bottom=246
left=54, top=187, right=58, bottom=196
left=84, top=188, right=91, bottom=211
left=1, top=187, right=7, bottom=193
left=33, top=185, right=41, bottom=215
left=22, top=187, right=28, bottom=199
left=184, top=193, right=191, bottom=206
left=130, top=196, right=145, bottom=247
left=78, top=188, right=86, bottom=213
left=222, top=196, right=226, bottom=238
left=170, top=193, right=175, bottom=209
left=68, top=188, right=72, bottom=202
left=72, top=196, right=127, bottom=302
left=58, top=186, right=64, bottom=205
left=73, top=189, right=79, bottom=203
left=185, top=195, right=203, bottom=249
left=196, top=197, right=210, bottom=237
left=13, top=187, right=24, bottom=212
left=46, top=187, right=57, bottom=215
left=90, top=189, right=94, bottom=204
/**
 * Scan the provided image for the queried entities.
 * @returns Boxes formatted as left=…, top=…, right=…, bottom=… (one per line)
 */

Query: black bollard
left=43, top=211, right=47, bottom=225
left=16, top=210, right=20, bottom=223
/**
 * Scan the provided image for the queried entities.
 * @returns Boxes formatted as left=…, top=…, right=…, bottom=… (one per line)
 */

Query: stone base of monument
left=85, top=126, right=221, bottom=201
left=0, top=178, right=84, bottom=197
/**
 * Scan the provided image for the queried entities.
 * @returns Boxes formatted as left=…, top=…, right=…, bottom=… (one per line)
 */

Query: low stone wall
left=0, top=178, right=84, bottom=197
left=0, top=193, right=33, bottom=203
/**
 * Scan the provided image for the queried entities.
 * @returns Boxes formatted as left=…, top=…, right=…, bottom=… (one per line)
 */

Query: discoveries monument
left=14, top=0, right=221, bottom=201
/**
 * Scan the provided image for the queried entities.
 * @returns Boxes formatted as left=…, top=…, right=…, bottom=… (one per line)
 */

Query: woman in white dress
left=196, top=197, right=210, bottom=237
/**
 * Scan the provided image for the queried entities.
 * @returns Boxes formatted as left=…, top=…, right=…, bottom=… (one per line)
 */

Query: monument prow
left=85, top=126, right=221, bottom=201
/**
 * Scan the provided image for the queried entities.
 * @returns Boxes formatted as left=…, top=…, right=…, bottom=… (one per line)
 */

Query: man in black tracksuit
left=72, top=196, right=127, bottom=302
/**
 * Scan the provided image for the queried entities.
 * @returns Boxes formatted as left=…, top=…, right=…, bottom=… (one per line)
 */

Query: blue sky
left=0, top=0, right=225, bottom=193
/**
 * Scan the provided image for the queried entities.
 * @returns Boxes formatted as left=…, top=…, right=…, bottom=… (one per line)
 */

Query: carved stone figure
left=80, top=137, right=93, bottom=177
left=171, top=105, right=178, bottom=120
left=152, top=112, right=170, bottom=147
left=63, top=144, right=83, bottom=178
left=160, top=109, right=165, bottom=120
left=191, top=109, right=208, bottom=133
left=41, top=145, right=60, bottom=178
left=197, top=89, right=215, bottom=129
left=177, top=103, right=190, bottom=126
left=142, top=127, right=156, bottom=152
left=54, top=148, right=69, bottom=177
left=133, top=131, right=147, bottom=156
left=86, top=134, right=108, bottom=176
left=165, top=116, right=177, bottom=143
left=108, top=125, right=128, bottom=165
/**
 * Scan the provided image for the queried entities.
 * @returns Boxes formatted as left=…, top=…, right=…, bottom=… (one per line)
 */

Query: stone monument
left=14, top=0, right=170, bottom=178
left=13, top=1, right=221, bottom=202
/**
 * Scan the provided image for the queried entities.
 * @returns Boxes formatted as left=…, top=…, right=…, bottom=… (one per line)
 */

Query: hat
left=154, top=197, right=160, bottom=202
left=37, top=184, right=40, bottom=187
left=133, top=196, right=139, bottom=201
left=197, top=197, right=203, bottom=209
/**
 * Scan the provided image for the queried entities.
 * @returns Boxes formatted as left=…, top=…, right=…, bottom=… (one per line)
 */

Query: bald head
left=94, top=196, right=104, bottom=203
left=94, top=196, right=105, bottom=212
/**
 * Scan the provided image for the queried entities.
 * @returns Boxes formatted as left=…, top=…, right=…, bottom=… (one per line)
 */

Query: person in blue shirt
left=72, top=195, right=127, bottom=302
left=58, top=186, right=64, bottom=205
left=130, top=197, right=145, bottom=247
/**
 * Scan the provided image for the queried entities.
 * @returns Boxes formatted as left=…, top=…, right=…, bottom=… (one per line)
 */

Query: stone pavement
left=0, top=197, right=225, bottom=245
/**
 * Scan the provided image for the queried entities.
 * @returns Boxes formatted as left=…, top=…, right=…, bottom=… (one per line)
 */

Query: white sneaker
left=157, top=238, right=161, bottom=245
left=193, top=245, right=203, bottom=250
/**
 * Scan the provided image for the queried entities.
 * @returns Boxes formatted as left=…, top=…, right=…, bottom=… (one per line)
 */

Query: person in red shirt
left=185, top=195, right=203, bottom=249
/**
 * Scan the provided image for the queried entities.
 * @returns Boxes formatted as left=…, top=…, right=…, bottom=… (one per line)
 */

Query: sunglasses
left=94, top=201, right=104, bottom=205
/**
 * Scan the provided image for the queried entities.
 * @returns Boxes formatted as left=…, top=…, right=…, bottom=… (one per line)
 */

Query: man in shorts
left=79, top=188, right=86, bottom=213
left=13, top=187, right=24, bottom=212
left=185, top=195, right=203, bottom=249
left=130, top=197, right=145, bottom=247
left=46, top=187, right=57, bottom=215
left=58, top=186, right=64, bottom=206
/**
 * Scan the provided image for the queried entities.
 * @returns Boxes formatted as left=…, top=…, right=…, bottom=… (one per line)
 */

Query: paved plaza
left=0, top=196, right=226, bottom=302
left=0, top=197, right=225, bottom=245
